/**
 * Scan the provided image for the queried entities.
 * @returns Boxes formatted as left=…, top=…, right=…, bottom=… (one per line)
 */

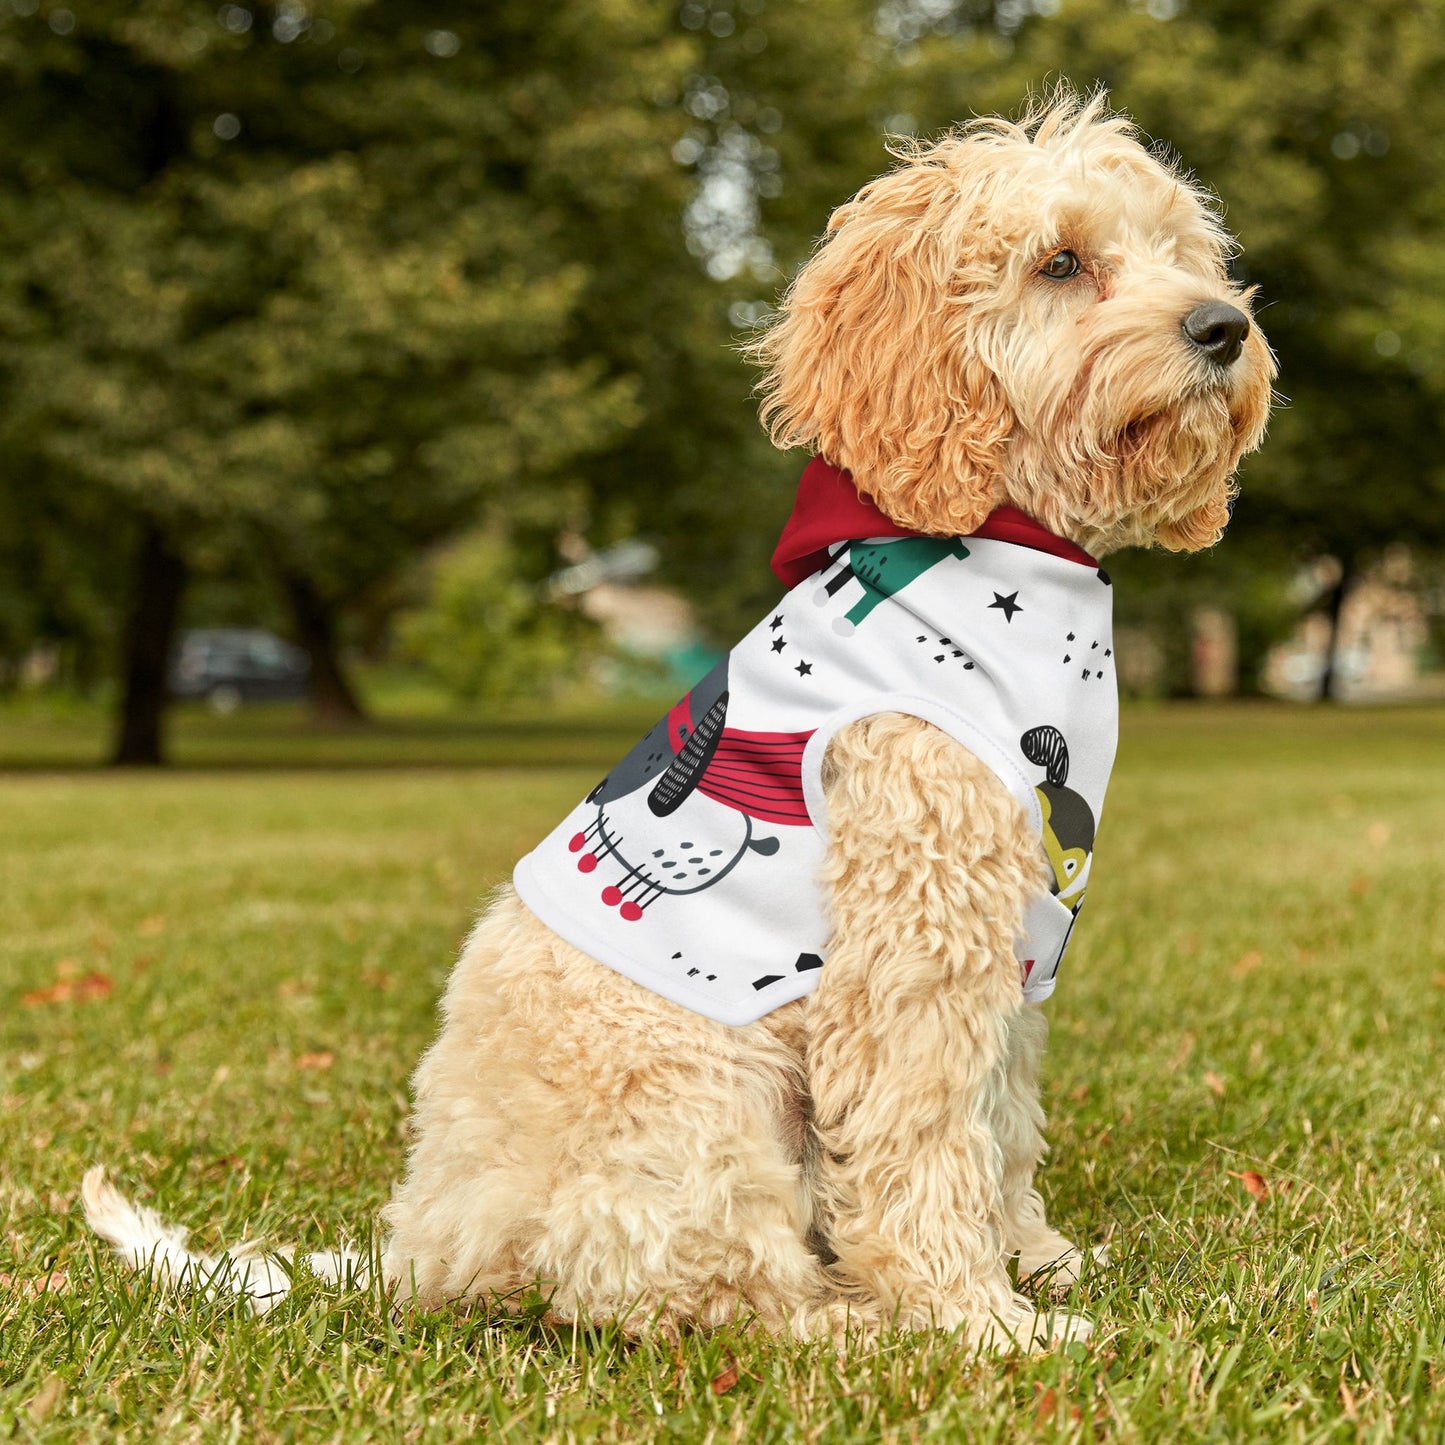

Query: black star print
left=770, top=615, right=783, bottom=630
left=795, top=660, right=812, bottom=676
left=988, top=591, right=1023, bottom=622
left=771, top=638, right=786, bottom=653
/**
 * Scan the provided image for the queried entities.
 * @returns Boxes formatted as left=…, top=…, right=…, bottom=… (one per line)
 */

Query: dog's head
left=751, top=90, right=1275, bottom=555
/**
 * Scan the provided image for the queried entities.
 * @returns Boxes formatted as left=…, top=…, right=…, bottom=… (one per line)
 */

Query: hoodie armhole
left=799, top=693, right=1043, bottom=840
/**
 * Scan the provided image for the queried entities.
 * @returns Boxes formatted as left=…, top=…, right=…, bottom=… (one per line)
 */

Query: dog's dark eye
left=1041, top=250, right=1081, bottom=280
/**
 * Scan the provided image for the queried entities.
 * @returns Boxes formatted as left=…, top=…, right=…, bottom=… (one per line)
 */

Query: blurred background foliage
left=1, top=0, right=1442, bottom=760
left=394, top=531, right=600, bottom=707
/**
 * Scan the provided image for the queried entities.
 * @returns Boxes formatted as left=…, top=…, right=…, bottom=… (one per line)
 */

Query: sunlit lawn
left=2, top=701, right=1444, bottom=1441
left=0, top=680, right=670, bottom=771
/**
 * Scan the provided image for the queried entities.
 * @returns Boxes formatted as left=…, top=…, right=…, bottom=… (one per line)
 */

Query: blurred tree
left=0, top=0, right=913, bottom=754
left=0, top=0, right=700, bottom=758
left=0, top=452, right=130, bottom=694
left=395, top=530, right=597, bottom=706
left=574, top=0, right=891, bottom=636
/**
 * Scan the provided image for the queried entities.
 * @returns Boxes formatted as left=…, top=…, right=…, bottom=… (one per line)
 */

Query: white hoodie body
left=514, top=534, right=1118, bottom=1026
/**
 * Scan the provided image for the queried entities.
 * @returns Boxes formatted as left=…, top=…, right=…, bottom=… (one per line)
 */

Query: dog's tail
left=81, top=1165, right=368, bottom=1315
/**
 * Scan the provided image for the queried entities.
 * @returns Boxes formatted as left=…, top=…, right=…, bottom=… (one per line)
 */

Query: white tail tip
left=81, top=1166, right=369, bottom=1315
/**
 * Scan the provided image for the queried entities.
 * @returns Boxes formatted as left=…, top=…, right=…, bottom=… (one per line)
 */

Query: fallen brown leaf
left=21, top=983, right=68, bottom=1006
left=21, top=972, right=113, bottom=1007
left=1433, top=973, right=1445, bottom=991
left=0, top=1268, right=70, bottom=1299
left=1070, top=1083, right=1090, bottom=1103
left=1228, top=1169, right=1268, bottom=1201
left=1365, top=822, right=1391, bottom=849
left=711, top=1357, right=740, bottom=1396
left=1204, top=1070, right=1227, bottom=1098
left=1035, top=1386, right=1058, bottom=1425
left=1349, top=875, right=1372, bottom=898
left=295, top=1051, right=334, bottom=1071
left=361, top=969, right=394, bottom=992
left=1232, top=950, right=1263, bottom=977
left=138, top=915, right=167, bottom=937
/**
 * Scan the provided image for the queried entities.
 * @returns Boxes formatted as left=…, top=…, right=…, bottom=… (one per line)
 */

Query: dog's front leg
left=807, top=713, right=1088, bottom=1350
left=994, top=1004, right=1100, bottom=1290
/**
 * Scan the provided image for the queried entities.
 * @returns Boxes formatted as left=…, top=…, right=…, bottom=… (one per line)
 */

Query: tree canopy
left=2, top=0, right=1441, bottom=751
left=0, top=1, right=731, bottom=753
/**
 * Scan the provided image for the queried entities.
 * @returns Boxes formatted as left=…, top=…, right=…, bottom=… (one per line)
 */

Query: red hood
left=770, top=457, right=1096, bottom=588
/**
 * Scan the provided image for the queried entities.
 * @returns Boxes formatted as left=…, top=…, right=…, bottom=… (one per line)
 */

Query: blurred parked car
left=169, top=629, right=310, bottom=712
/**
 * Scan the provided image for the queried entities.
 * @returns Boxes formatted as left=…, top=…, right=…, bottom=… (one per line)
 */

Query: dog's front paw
left=971, top=1295, right=1093, bottom=1353
left=1032, top=1307, right=1093, bottom=1348
left=1017, top=1240, right=1110, bottom=1294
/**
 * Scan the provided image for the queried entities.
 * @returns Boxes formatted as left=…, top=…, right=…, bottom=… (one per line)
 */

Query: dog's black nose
left=1182, top=302, right=1250, bottom=367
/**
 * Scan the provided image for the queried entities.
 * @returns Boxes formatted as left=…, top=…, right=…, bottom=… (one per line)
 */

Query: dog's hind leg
left=518, top=1000, right=834, bottom=1340
left=383, top=891, right=833, bottom=1337
left=805, top=714, right=1090, bottom=1350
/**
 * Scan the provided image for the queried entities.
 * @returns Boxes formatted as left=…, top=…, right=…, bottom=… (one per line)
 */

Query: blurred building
left=1262, top=548, right=1441, bottom=701
left=548, top=540, right=720, bottom=692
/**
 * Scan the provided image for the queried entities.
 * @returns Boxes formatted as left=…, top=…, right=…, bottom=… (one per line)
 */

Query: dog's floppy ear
left=749, top=145, right=1012, bottom=536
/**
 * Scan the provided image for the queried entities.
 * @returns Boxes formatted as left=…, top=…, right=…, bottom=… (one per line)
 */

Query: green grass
left=0, top=685, right=671, bottom=771
left=2, top=702, right=1444, bottom=1442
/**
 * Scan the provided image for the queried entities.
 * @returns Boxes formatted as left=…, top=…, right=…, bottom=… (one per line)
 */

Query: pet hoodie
left=513, top=458, right=1119, bottom=1027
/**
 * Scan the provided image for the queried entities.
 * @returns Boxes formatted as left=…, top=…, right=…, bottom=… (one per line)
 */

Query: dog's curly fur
left=86, top=90, right=1274, bottom=1351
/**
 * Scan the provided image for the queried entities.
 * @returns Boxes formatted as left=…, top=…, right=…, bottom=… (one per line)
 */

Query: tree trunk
left=281, top=571, right=366, bottom=725
left=1317, top=555, right=1355, bottom=703
left=112, top=524, right=187, bottom=766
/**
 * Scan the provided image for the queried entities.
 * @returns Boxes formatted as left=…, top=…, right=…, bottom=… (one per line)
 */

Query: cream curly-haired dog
left=85, top=92, right=1273, bottom=1350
